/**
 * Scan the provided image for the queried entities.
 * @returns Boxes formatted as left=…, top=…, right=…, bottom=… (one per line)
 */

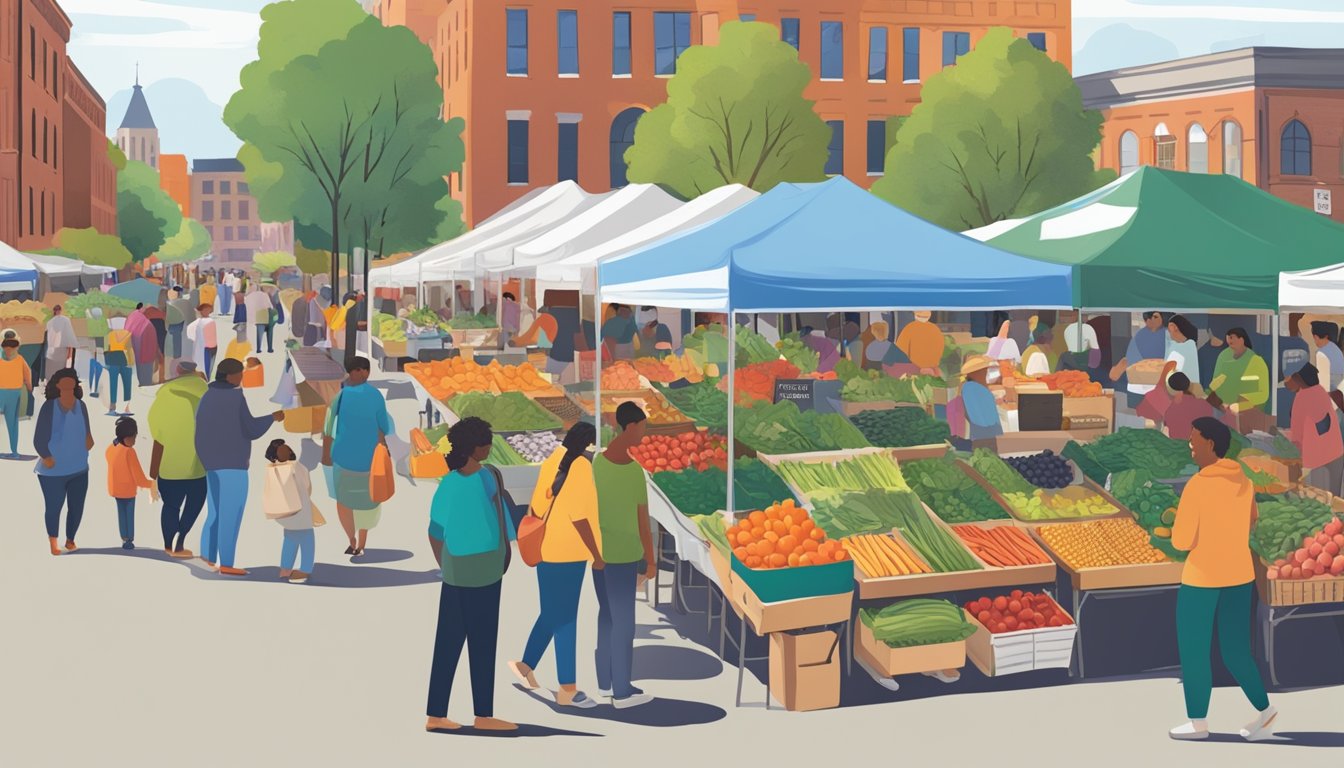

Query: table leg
left=735, top=615, right=747, bottom=708
left=1073, top=587, right=1085, bottom=680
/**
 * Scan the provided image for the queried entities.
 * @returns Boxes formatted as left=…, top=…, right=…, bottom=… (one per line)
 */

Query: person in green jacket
left=1209, top=328, right=1270, bottom=414
left=149, top=360, right=209, bottom=557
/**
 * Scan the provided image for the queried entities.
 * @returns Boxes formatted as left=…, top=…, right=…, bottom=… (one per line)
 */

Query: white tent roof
left=1280, top=263, right=1344, bottom=309
left=534, top=184, right=759, bottom=287
left=484, top=184, right=683, bottom=275
left=25, top=252, right=117, bottom=277
left=962, top=217, right=1029, bottom=242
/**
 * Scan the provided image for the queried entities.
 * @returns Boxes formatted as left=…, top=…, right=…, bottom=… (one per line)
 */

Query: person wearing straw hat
left=959, top=354, right=1002, bottom=446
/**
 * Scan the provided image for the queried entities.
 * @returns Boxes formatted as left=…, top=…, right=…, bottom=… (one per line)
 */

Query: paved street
left=5, top=319, right=1343, bottom=767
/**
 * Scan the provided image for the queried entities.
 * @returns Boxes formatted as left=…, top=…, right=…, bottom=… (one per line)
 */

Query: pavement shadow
left=371, top=380, right=417, bottom=401
left=347, top=548, right=414, bottom=565
left=0, top=453, right=37, bottom=462
left=427, top=723, right=601, bottom=739
left=1204, top=732, right=1344, bottom=748
left=69, top=548, right=440, bottom=589
left=513, top=685, right=726, bottom=727
left=633, top=645, right=722, bottom=683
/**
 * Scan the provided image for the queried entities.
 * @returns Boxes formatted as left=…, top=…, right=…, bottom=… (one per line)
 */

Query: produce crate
left=756, top=446, right=906, bottom=504
left=992, top=431, right=1078, bottom=455
left=1029, top=529, right=1185, bottom=591
left=380, top=338, right=408, bottom=358
left=1256, top=562, right=1344, bottom=607
left=729, top=550, right=854, bottom=604
left=966, top=602, right=1078, bottom=676
left=947, top=521, right=1058, bottom=588
left=959, top=459, right=1126, bottom=526
left=730, top=576, right=853, bottom=635
left=839, top=400, right=934, bottom=417
left=855, top=620, right=966, bottom=678
left=1061, top=390, right=1116, bottom=421
left=449, top=328, right=500, bottom=349
left=530, top=394, right=584, bottom=427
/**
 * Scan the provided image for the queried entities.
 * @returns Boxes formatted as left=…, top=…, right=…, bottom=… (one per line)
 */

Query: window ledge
left=868, top=79, right=887, bottom=84
left=655, top=74, right=674, bottom=79
left=506, top=73, right=528, bottom=78
left=507, top=182, right=530, bottom=187
left=903, top=79, right=921, bottom=85
left=612, top=73, right=632, bottom=79
left=867, top=171, right=885, bottom=177
left=820, top=78, right=844, bottom=83
left=558, top=73, right=579, bottom=78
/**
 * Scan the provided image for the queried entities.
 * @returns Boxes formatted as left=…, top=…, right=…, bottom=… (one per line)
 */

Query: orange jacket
left=106, top=443, right=153, bottom=499
left=1173, top=458, right=1257, bottom=588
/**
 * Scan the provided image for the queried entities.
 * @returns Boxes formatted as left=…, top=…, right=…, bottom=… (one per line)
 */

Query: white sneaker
left=596, top=688, right=612, bottom=699
left=1239, top=706, right=1278, bottom=741
left=612, top=692, right=654, bottom=710
left=1169, top=720, right=1209, bottom=741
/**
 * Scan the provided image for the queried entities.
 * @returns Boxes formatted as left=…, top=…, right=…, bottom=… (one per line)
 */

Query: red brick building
left=1079, top=47, right=1344, bottom=223
left=379, top=0, right=1072, bottom=226
left=62, top=59, right=115, bottom=234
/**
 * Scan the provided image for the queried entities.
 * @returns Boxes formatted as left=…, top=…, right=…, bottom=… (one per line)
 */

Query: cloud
left=63, top=0, right=261, bottom=50
left=1075, top=0, right=1344, bottom=24
left=1074, top=24, right=1180, bottom=75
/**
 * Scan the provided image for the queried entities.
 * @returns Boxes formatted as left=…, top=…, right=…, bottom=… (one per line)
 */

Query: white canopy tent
left=1280, top=263, right=1344, bottom=310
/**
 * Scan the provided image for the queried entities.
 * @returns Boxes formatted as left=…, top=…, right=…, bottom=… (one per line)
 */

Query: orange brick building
left=378, top=0, right=1071, bottom=226
left=1079, top=47, right=1344, bottom=223
left=159, top=153, right=190, bottom=215
left=62, top=59, right=115, bottom=235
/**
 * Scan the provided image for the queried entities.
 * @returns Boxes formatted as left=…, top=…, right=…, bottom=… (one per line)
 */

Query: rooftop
left=1076, top=47, right=1344, bottom=110
left=118, top=84, right=156, bottom=130
left=193, top=158, right=246, bottom=173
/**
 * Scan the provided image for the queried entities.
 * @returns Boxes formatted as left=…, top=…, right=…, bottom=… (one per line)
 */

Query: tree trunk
left=329, top=195, right=341, bottom=307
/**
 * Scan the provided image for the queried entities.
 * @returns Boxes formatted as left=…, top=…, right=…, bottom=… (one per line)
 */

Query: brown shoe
left=425, top=717, right=461, bottom=732
left=63, top=540, right=77, bottom=552
left=474, top=717, right=517, bottom=732
left=171, top=549, right=194, bottom=559
left=219, top=566, right=249, bottom=576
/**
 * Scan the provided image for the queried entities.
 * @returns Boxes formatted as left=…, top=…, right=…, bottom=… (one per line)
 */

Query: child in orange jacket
left=106, top=416, right=157, bottom=550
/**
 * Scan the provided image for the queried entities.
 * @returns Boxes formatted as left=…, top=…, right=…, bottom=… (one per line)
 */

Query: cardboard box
left=966, top=606, right=1077, bottom=677
left=730, top=572, right=852, bottom=635
left=768, top=629, right=841, bottom=712
left=8, top=320, right=44, bottom=345
left=855, top=621, right=966, bottom=678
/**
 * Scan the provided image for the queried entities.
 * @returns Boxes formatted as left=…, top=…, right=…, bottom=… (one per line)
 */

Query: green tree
left=873, top=27, right=1113, bottom=231
left=157, top=218, right=212, bottom=263
left=625, top=21, right=830, bottom=198
left=294, top=240, right=330, bottom=277
left=117, top=159, right=183, bottom=262
left=252, top=251, right=297, bottom=276
left=47, top=227, right=133, bottom=269
left=226, top=1, right=463, bottom=304
left=107, top=140, right=127, bottom=171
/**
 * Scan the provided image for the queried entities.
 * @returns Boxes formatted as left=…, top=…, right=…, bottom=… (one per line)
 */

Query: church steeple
left=115, top=68, right=160, bottom=169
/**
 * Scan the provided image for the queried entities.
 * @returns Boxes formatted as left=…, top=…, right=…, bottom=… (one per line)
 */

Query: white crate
left=968, top=620, right=1078, bottom=676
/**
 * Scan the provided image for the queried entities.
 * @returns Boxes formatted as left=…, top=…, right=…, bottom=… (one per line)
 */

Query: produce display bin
left=854, top=619, right=967, bottom=678
left=729, top=550, right=854, bottom=604
left=946, top=520, right=1058, bottom=588
left=1256, top=563, right=1344, bottom=607
left=529, top=394, right=583, bottom=427
left=757, top=446, right=908, bottom=505
left=731, top=579, right=853, bottom=635
left=448, top=328, right=500, bottom=349
left=959, top=459, right=1126, bottom=526
left=992, top=431, right=1078, bottom=455
left=1030, top=529, right=1185, bottom=591
left=1061, top=391, right=1116, bottom=421
left=966, top=602, right=1078, bottom=676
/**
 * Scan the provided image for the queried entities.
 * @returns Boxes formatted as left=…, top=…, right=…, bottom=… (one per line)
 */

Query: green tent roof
left=976, top=167, right=1344, bottom=310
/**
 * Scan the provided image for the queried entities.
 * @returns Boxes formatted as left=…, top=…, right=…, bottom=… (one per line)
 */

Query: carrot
left=872, top=536, right=908, bottom=576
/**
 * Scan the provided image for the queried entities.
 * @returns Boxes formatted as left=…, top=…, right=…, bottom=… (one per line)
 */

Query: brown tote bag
left=518, top=461, right=574, bottom=567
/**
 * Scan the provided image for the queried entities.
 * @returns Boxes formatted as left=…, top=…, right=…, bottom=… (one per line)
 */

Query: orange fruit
left=802, top=539, right=819, bottom=552
left=799, top=553, right=814, bottom=566
left=778, top=535, right=798, bottom=553
left=809, top=527, right=825, bottom=541
left=768, top=554, right=787, bottom=568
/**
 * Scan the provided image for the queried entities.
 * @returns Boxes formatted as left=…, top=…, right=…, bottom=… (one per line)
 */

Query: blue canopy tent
left=107, top=278, right=166, bottom=307
left=595, top=176, right=1075, bottom=509
left=0, top=242, right=40, bottom=294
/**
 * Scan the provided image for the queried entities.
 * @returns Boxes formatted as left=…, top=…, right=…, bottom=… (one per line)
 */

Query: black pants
left=39, top=471, right=88, bottom=540
left=255, top=324, right=274, bottom=353
left=426, top=580, right=501, bottom=719
left=159, top=477, right=207, bottom=550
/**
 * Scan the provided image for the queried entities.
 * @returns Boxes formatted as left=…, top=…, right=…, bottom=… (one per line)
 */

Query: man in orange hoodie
left=1169, top=417, right=1275, bottom=742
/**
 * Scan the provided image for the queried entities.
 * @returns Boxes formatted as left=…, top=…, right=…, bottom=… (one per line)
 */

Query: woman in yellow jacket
left=1169, top=417, right=1275, bottom=742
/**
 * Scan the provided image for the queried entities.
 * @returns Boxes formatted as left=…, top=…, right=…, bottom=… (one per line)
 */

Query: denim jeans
left=427, top=580, right=501, bottom=719
left=106, top=365, right=132, bottom=408
left=592, top=561, right=640, bottom=699
left=203, top=347, right=217, bottom=379
left=256, top=324, right=274, bottom=353
left=88, top=358, right=103, bottom=394
left=39, top=471, right=88, bottom=540
left=280, top=529, right=315, bottom=573
left=168, top=324, right=184, bottom=360
left=202, top=469, right=249, bottom=567
left=219, top=286, right=233, bottom=315
left=521, top=560, right=587, bottom=686
left=159, top=477, right=207, bottom=551
left=115, top=497, right=135, bottom=541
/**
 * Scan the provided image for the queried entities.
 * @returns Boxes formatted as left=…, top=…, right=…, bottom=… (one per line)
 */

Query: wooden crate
left=1256, top=563, right=1344, bottom=607
left=945, top=520, right=1058, bottom=588
left=855, top=621, right=966, bottom=678
left=1030, top=528, right=1185, bottom=591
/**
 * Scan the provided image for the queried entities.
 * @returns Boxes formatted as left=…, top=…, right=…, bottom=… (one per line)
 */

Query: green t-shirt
left=148, top=375, right=208, bottom=480
left=593, top=453, right=649, bottom=565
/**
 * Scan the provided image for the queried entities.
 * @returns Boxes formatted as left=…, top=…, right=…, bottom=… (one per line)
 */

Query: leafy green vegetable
left=656, top=381, right=728, bottom=433
left=776, top=333, right=819, bottom=374
left=446, top=312, right=497, bottom=330
left=734, top=326, right=780, bottom=366
left=904, top=455, right=1010, bottom=523
left=969, top=448, right=1035, bottom=495
left=774, top=453, right=909, bottom=495
left=849, top=407, right=950, bottom=448
left=841, top=371, right=940, bottom=404
left=447, top=392, right=562, bottom=432
left=860, top=599, right=978, bottom=648
left=652, top=459, right=797, bottom=516
left=1252, top=494, right=1337, bottom=562
left=1085, top=428, right=1194, bottom=479
left=1110, top=469, right=1186, bottom=562
left=733, top=400, right=870, bottom=455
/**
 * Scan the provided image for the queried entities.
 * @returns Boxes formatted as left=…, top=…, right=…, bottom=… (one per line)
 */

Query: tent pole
left=1271, top=311, right=1279, bottom=421
left=726, top=311, right=737, bottom=519
left=595, top=283, right=603, bottom=450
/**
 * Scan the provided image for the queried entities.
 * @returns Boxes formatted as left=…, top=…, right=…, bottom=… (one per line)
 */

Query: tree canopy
left=625, top=21, right=830, bottom=198
left=117, top=159, right=183, bottom=262
left=872, top=27, right=1113, bottom=231
left=47, top=227, right=133, bottom=269
left=252, top=251, right=298, bottom=276
left=156, top=218, right=212, bottom=263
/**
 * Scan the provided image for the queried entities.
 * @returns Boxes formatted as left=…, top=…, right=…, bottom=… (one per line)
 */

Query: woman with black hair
left=1161, top=314, right=1202, bottom=393
left=425, top=417, right=517, bottom=732
left=33, top=368, right=95, bottom=556
left=509, top=421, right=602, bottom=708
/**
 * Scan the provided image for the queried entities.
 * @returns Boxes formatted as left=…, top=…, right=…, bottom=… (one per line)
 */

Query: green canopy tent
left=967, top=167, right=1344, bottom=310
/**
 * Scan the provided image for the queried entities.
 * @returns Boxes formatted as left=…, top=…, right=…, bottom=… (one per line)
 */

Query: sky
left=63, top=0, right=1344, bottom=158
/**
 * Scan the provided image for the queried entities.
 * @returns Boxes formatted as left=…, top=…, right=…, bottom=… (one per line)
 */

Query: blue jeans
left=106, top=365, right=132, bottom=408
left=0, top=388, right=22, bottom=453
left=592, top=561, right=640, bottom=698
left=427, top=580, right=501, bottom=719
left=219, top=286, right=233, bottom=315
left=39, top=471, right=88, bottom=540
left=88, top=358, right=103, bottom=393
left=116, top=497, right=135, bottom=541
left=280, top=529, right=315, bottom=573
left=159, top=477, right=207, bottom=551
left=522, top=560, right=588, bottom=686
left=256, top=324, right=273, bottom=353
left=202, top=469, right=248, bottom=567
left=203, top=347, right=217, bottom=379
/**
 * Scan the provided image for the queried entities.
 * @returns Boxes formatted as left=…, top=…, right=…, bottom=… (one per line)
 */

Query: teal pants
left=1176, top=582, right=1270, bottom=719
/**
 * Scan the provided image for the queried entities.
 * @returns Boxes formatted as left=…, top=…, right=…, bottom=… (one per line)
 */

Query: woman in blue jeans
left=509, top=422, right=603, bottom=708
left=33, top=369, right=95, bottom=556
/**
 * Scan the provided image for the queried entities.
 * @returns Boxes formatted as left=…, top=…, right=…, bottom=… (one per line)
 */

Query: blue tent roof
left=600, top=178, right=1073, bottom=312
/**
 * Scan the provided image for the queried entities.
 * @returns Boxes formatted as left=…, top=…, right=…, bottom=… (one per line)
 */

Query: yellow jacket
left=1173, top=459, right=1257, bottom=587
left=528, top=450, right=600, bottom=563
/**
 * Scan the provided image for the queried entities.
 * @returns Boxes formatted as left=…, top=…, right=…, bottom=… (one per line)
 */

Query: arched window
left=1187, top=124, right=1208, bottom=173
left=1223, top=121, right=1243, bottom=178
left=610, top=108, right=644, bottom=188
left=1282, top=119, right=1311, bottom=176
left=1119, top=131, right=1139, bottom=175
left=1154, top=122, right=1176, bottom=170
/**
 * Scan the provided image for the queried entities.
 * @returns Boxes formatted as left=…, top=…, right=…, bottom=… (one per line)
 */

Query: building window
left=825, top=120, right=844, bottom=175
left=1027, top=33, right=1047, bottom=52
left=239, top=182, right=250, bottom=194
left=1119, top=131, right=1139, bottom=175
left=29, top=27, right=34, bottom=79
left=903, top=28, right=920, bottom=82
left=508, top=118, right=530, bottom=184
left=557, top=10, right=579, bottom=76
left=781, top=18, right=800, bottom=50
left=225, top=227, right=234, bottom=241
left=1281, top=119, right=1312, bottom=176
left=52, top=126, right=57, bottom=169
left=942, top=32, right=970, bottom=67
left=202, top=201, right=214, bottom=221
left=42, top=117, right=47, bottom=163
left=39, top=193, right=45, bottom=236
left=222, top=201, right=232, bottom=220
left=29, top=109, right=34, bottom=157
left=613, top=12, right=632, bottom=76
left=868, top=27, right=888, bottom=81
left=821, top=21, right=843, bottom=80
left=221, top=181, right=232, bottom=195
left=50, top=51, right=57, bottom=92
left=506, top=8, right=528, bottom=76
left=610, top=108, right=644, bottom=187
left=654, top=12, right=690, bottom=76
left=1187, top=124, right=1209, bottom=174
left=202, top=181, right=214, bottom=194
left=741, top=14, right=756, bottom=22
left=239, top=201, right=250, bottom=220
left=1154, top=123, right=1176, bottom=170
left=27, top=187, right=32, bottom=235
left=558, top=122, right=579, bottom=182
left=867, top=119, right=886, bottom=175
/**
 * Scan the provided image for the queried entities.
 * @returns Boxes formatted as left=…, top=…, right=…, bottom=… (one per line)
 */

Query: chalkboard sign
left=774, top=379, right=816, bottom=410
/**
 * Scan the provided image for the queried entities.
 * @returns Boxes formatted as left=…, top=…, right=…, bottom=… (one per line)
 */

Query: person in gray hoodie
left=195, top=358, right=284, bottom=575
